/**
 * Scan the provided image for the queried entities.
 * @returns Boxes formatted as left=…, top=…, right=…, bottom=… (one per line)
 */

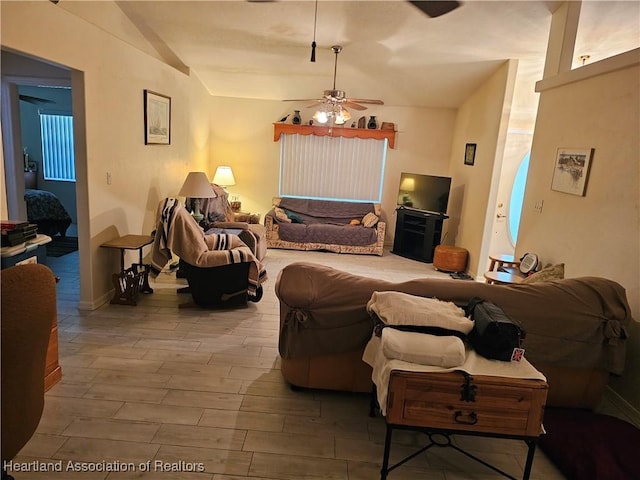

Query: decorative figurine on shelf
left=292, top=110, right=302, bottom=125
left=367, top=116, right=378, bottom=129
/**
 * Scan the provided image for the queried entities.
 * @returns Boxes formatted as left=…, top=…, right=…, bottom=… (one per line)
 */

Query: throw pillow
left=274, top=207, right=291, bottom=223
left=362, top=212, right=379, bottom=228
left=285, top=210, right=303, bottom=223
left=521, top=263, right=564, bottom=284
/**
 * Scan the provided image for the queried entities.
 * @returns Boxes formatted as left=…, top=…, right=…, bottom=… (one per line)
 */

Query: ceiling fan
left=284, top=45, right=384, bottom=125
left=19, top=95, right=55, bottom=106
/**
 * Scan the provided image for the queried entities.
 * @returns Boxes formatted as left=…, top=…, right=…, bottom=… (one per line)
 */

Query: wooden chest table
left=381, top=370, right=548, bottom=480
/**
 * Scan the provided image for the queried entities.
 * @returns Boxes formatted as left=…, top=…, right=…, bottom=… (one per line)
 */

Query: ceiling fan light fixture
left=334, top=107, right=351, bottom=125
left=313, top=108, right=330, bottom=124
left=313, top=103, right=351, bottom=126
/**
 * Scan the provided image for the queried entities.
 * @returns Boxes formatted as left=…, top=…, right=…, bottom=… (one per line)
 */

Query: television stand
left=392, top=207, right=448, bottom=263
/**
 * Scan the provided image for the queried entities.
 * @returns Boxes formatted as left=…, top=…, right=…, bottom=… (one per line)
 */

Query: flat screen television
left=397, top=172, right=451, bottom=214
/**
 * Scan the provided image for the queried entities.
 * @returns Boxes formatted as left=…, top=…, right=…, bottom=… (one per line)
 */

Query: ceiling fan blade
left=348, top=98, right=384, bottom=105
left=344, top=101, right=368, bottom=111
left=283, top=98, right=320, bottom=102
left=409, top=1, right=461, bottom=18
left=19, top=94, right=55, bottom=105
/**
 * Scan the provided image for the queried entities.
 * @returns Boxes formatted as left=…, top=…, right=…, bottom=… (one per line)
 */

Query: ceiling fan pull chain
left=310, top=0, right=318, bottom=62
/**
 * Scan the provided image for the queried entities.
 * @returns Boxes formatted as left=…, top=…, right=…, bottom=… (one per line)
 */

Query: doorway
left=1, top=50, right=85, bottom=306
left=485, top=136, right=533, bottom=270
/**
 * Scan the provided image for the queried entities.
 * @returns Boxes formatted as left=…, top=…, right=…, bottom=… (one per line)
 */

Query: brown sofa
left=275, top=262, right=633, bottom=409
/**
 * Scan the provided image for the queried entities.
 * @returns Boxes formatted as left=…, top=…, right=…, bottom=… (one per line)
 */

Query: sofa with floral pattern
left=264, top=197, right=385, bottom=256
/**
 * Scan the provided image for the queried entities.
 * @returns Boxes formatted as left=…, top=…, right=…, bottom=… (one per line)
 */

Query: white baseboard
left=77, top=290, right=112, bottom=311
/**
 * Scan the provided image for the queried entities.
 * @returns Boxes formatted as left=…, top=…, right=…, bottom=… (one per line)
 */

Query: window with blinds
left=40, top=113, right=76, bottom=182
left=279, top=133, right=387, bottom=202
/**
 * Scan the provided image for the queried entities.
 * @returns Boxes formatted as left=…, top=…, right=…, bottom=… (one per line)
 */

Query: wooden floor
left=14, top=247, right=572, bottom=480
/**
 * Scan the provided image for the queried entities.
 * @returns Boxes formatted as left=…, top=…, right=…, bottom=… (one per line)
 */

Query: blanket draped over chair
left=150, top=198, right=267, bottom=296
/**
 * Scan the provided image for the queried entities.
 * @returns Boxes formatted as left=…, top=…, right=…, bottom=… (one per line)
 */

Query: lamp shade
left=400, top=177, right=415, bottom=192
left=178, top=171, right=217, bottom=198
left=212, top=166, right=236, bottom=187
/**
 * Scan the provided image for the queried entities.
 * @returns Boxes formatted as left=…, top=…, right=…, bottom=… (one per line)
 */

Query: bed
left=24, top=189, right=72, bottom=237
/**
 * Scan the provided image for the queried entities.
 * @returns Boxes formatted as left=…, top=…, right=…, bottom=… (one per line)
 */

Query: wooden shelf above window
left=273, top=123, right=396, bottom=149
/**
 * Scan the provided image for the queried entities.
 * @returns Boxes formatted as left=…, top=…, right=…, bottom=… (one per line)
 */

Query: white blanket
left=367, top=291, right=474, bottom=334
left=381, top=328, right=466, bottom=368
left=363, top=335, right=547, bottom=415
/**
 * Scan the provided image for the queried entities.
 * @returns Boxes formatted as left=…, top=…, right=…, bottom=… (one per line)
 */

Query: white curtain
left=279, top=133, right=387, bottom=202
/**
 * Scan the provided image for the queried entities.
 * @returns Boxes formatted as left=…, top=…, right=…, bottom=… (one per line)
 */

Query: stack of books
left=1, top=221, right=38, bottom=247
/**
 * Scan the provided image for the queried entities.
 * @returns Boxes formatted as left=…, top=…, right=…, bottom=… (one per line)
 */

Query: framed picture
left=551, top=147, right=594, bottom=196
left=144, top=90, right=171, bottom=145
left=464, top=143, right=476, bottom=166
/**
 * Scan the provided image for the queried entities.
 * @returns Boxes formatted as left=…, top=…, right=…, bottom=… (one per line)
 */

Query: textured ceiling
left=64, top=1, right=639, bottom=109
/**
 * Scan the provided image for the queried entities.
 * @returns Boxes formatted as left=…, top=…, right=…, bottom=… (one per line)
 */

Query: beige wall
left=1, top=1, right=212, bottom=307
left=447, top=60, right=518, bottom=278
left=209, top=97, right=457, bottom=244
left=518, top=50, right=640, bottom=410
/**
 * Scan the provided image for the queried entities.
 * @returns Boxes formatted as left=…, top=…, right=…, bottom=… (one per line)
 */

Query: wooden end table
left=381, top=370, right=548, bottom=480
left=101, top=234, right=154, bottom=305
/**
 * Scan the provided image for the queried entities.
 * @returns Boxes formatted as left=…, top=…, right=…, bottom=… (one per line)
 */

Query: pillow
left=381, top=329, right=466, bottom=368
left=285, top=210, right=303, bottom=223
left=349, top=219, right=361, bottom=226
left=520, top=263, right=564, bottom=284
left=274, top=207, right=291, bottom=223
left=362, top=212, right=379, bottom=228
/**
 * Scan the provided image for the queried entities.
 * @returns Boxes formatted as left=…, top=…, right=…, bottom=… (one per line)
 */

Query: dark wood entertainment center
left=392, top=207, right=448, bottom=263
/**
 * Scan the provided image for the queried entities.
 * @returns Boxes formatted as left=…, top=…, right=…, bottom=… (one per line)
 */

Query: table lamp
left=212, top=165, right=236, bottom=190
left=178, top=171, right=217, bottom=222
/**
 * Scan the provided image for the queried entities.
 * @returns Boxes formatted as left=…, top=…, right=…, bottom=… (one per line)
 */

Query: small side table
left=484, top=270, right=524, bottom=285
left=488, top=253, right=520, bottom=272
left=101, top=234, right=154, bottom=305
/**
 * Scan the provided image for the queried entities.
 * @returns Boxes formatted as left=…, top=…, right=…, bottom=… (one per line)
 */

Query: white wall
left=208, top=96, right=457, bottom=244
left=1, top=1, right=212, bottom=307
left=447, top=60, right=518, bottom=277
left=518, top=50, right=640, bottom=410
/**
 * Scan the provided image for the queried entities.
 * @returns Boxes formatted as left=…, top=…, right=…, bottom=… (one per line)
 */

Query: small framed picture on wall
left=551, top=147, right=594, bottom=196
left=464, top=143, right=476, bottom=166
left=144, top=90, right=171, bottom=145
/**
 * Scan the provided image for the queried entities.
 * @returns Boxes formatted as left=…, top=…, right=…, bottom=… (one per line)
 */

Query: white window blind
left=40, top=113, right=76, bottom=182
left=279, top=133, right=387, bottom=202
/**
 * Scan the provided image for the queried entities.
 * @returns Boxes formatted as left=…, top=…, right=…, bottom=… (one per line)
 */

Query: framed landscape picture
left=144, top=90, right=171, bottom=145
left=551, top=148, right=594, bottom=196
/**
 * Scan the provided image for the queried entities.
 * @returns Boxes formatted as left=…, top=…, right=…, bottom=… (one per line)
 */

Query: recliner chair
left=1, top=264, right=57, bottom=479
left=151, top=197, right=267, bottom=308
